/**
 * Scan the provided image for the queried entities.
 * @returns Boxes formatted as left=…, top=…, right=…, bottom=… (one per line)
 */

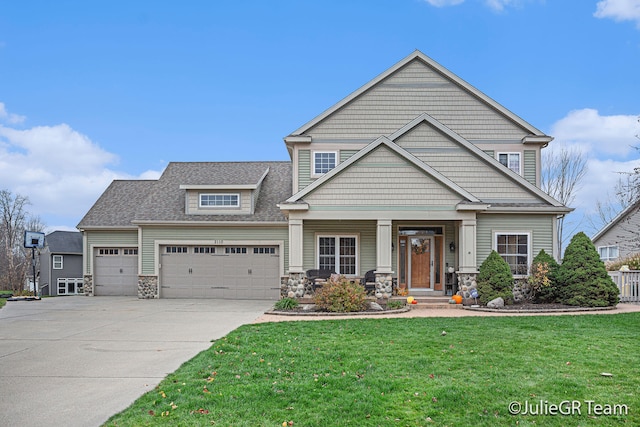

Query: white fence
left=608, top=270, right=640, bottom=303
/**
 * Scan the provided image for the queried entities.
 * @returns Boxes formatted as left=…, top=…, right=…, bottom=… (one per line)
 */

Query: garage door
left=160, top=245, right=279, bottom=299
left=93, top=248, right=138, bottom=296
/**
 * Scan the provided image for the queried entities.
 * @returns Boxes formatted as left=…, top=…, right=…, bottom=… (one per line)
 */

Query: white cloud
left=550, top=108, right=639, bottom=157
left=594, top=0, right=640, bottom=28
left=0, top=102, right=26, bottom=124
left=0, top=117, right=162, bottom=229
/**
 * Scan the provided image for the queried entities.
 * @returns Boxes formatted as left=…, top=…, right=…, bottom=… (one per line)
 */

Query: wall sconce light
left=449, top=242, right=456, bottom=253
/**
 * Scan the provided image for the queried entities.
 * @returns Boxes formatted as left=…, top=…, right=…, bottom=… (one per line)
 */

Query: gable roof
left=284, top=134, right=481, bottom=205
left=592, top=198, right=640, bottom=242
left=44, top=231, right=82, bottom=254
left=391, top=114, right=567, bottom=209
left=286, top=50, right=550, bottom=142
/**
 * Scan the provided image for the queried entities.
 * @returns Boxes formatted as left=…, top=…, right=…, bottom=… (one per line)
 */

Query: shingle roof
left=77, top=180, right=157, bottom=228
left=78, top=162, right=292, bottom=228
left=45, top=231, right=82, bottom=253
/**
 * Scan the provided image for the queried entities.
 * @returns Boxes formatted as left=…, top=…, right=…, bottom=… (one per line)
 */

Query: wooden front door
left=410, top=237, right=432, bottom=288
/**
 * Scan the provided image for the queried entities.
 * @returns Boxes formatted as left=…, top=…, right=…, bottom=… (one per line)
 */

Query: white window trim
left=199, top=193, right=240, bottom=208
left=598, top=245, right=619, bottom=261
left=312, top=151, right=338, bottom=177
left=53, top=255, right=63, bottom=270
left=493, top=231, right=531, bottom=277
left=316, top=234, right=359, bottom=276
left=497, top=152, right=521, bottom=175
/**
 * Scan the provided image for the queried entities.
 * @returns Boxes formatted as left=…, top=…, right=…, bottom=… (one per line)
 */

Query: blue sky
left=1, top=0, right=639, bottom=237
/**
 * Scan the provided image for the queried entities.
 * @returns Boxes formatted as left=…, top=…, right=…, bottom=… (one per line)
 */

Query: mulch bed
left=465, top=303, right=616, bottom=312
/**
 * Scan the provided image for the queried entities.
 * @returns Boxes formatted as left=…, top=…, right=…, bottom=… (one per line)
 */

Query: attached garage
left=159, top=245, right=280, bottom=299
left=93, top=248, right=138, bottom=296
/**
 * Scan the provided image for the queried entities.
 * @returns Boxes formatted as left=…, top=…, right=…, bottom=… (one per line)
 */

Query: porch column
left=458, top=219, right=478, bottom=274
left=288, top=219, right=304, bottom=274
left=375, top=219, right=393, bottom=274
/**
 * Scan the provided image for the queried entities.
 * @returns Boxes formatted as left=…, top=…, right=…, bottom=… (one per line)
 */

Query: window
left=498, top=152, right=521, bottom=174
left=495, top=233, right=530, bottom=275
left=317, top=236, right=357, bottom=275
left=225, top=247, right=247, bottom=254
left=57, top=278, right=83, bottom=295
left=253, top=247, right=275, bottom=254
left=598, top=246, right=619, bottom=261
left=165, top=246, right=188, bottom=253
left=313, top=152, right=337, bottom=175
left=200, top=193, right=239, bottom=207
left=194, top=246, right=216, bottom=254
left=123, top=248, right=138, bottom=255
left=99, top=248, right=119, bottom=255
left=53, top=255, right=63, bottom=269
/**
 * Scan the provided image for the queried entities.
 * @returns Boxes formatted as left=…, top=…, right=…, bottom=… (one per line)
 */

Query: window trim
left=493, top=231, right=531, bottom=277
left=52, top=255, right=63, bottom=270
left=312, top=151, right=338, bottom=177
left=199, top=193, right=240, bottom=208
left=497, top=152, right=521, bottom=175
left=598, top=245, right=619, bottom=261
left=316, top=234, right=358, bottom=276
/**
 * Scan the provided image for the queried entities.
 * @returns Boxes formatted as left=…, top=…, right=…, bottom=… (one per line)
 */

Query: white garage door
left=160, top=245, right=280, bottom=299
left=93, top=248, right=138, bottom=296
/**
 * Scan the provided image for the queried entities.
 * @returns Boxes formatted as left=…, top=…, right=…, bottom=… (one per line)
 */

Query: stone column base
left=138, top=275, right=158, bottom=299
left=456, top=272, right=478, bottom=299
left=374, top=273, right=393, bottom=299
left=283, top=273, right=307, bottom=298
left=83, top=275, right=93, bottom=296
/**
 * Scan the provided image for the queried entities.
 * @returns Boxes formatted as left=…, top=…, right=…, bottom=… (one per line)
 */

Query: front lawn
left=105, top=313, right=639, bottom=426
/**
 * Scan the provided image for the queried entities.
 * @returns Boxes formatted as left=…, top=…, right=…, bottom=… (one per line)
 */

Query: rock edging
left=463, top=305, right=617, bottom=313
left=265, top=306, right=411, bottom=317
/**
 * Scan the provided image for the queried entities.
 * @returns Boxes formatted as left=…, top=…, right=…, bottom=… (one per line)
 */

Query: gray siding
left=395, top=123, right=535, bottom=201
left=140, top=226, right=288, bottom=275
left=305, top=145, right=462, bottom=208
left=524, top=150, right=536, bottom=185
left=476, top=214, right=555, bottom=266
left=593, top=204, right=640, bottom=260
left=306, top=59, right=529, bottom=141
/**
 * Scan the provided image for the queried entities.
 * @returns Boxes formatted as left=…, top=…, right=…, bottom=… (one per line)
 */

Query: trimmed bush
left=558, top=232, right=619, bottom=307
left=530, top=249, right=561, bottom=303
left=313, top=276, right=368, bottom=312
left=477, top=250, right=514, bottom=305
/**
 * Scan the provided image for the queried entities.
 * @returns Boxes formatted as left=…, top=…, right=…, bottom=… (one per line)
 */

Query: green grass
left=105, top=314, right=640, bottom=426
left=0, top=298, right=6, bottom=309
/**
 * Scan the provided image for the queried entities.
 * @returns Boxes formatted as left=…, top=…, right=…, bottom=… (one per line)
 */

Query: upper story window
left=199, top=193, right=239, bottom=208
left=598, top=246, right=619, bottom=261
left=313, top=152, right=337, bottom=175
left=498, top=152, right=521, bottom=175
left=53, top=255, right=63, bottom=269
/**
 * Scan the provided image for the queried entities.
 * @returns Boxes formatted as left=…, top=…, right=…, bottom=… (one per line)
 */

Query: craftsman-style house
left=78, top=50, right=569, bottom=299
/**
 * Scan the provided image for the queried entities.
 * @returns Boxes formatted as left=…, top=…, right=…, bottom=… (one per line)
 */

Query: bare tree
left=541, top=147, right=588, bottom=259
left=0, top=189, right=30, bottom=292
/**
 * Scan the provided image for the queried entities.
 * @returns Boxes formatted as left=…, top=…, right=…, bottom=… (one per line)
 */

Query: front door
left=399, top=235, right=434, bottom=290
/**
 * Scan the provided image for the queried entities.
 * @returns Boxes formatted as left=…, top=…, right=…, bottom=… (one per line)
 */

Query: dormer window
left=498, top=152, right=521, bottom=175
left=313, top=151, right=337, bottom=175
left=199, top=193, right=239, bottom=208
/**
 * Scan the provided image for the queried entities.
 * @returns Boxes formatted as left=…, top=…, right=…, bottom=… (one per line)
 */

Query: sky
left=1, top=0, right=639, bottom=239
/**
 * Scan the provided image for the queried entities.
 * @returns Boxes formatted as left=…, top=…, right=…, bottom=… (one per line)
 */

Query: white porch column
left=288, top=219, right=304, bottom=273
left=458, top=218, right=478, bottom=273
left=376, top=219, right=393, bottom=274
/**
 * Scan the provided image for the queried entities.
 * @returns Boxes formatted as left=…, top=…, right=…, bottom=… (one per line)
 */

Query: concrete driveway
left=0, top=296, right=272, bottom=427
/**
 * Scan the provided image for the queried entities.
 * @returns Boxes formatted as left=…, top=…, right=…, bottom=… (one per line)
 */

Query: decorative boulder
left=369, top=302, right=384, bottom=311
left=487, top=297, right=504, bottom=308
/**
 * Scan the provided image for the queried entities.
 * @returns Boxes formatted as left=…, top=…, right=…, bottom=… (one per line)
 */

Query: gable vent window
left=313, top=152, right=337, bottom=175
left=498, top=153, right=521, bottom=175
left=200, top=193, right=239, bottom=207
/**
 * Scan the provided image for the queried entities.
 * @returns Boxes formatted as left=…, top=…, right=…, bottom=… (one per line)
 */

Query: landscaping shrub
left=274, top=297, right=299, bottom=311
left=386, top=299, right=405, bottom=310
left=313, top=276, right=368, bottom=312
left=606, top=252, right=640, bottom=271
left=557, top=232, right=619, bottom=307
left=477, top=250, right=514, bottom=305
left=530, top=249, right=561, bottom=303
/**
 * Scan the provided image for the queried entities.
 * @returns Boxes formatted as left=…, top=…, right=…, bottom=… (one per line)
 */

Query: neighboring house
left=39, top=231, right=83, bottom=296
left=592, top=198, right=640, bottom=262
left=78, top=50, right=570, bottom=300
